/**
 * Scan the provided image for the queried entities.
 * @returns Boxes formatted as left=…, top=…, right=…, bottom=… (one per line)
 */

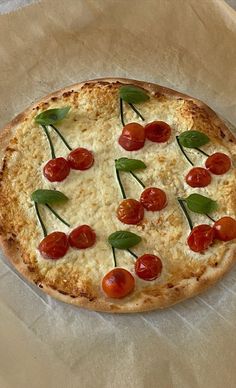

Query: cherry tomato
left=135, top=254, right=162, bottom=281
left=43, top=157, right=70, bottom=182
left=117, top=199, right=144, bottom=225
left=102, top=268, right=135, bottom=298
left=213, top=216, right=236, bottom=241
left=205, top=152, right=231, bottom=175
left=67, top=147, right=94, bottom=170
left=69, top=225, right=96, bottom=249
left=185, top=167, right=211, bottom=188
left=187, top=224, right=215, bottom=252
left=140, top=187, right=167, bottom=211
left=145, top=121, right=171, bottom=143
left=118, top=123, right=145, bottom=151
left=38, top=232, right=69, bottom=259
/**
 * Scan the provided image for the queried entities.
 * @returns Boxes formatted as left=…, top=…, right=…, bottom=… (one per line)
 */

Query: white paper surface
left=0, top=1, right=236, bottom=387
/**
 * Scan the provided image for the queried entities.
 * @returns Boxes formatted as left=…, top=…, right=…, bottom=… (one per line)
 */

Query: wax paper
left=0, top=1, right=236, bottom=387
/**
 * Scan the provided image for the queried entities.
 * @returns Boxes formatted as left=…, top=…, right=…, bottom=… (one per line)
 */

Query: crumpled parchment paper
left=0, top=1, right=236, bottom=387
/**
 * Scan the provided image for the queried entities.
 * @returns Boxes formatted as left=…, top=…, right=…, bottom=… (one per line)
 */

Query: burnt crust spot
left=62, top=91, right=73, bottom=98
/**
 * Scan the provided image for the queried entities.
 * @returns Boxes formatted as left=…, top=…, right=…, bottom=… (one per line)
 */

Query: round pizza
left=0, top=78, right=235, bottom=313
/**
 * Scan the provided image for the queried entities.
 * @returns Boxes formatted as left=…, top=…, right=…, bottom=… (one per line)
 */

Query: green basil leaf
left=119, top=85, right=150, bottom=104
left=108, top=231, right=141, bottom=249
left=185, top=194, right=217, bottom=214
left=115, top=157, right=146, bottom=172
left=35, top=106, right=70, bottom=125
left=178, top=131, right=210, bottom=148
left=31, top=189, right=69, bottom=204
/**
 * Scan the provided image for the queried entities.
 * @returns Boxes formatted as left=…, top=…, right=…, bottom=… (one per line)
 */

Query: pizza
left=0, top=78, right=236, bottom=313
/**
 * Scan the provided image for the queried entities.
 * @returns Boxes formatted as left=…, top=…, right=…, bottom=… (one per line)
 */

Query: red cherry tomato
left=69, top=225, right=96, bottom=249
left=38, top=232, right=69, bottom=259
left=145, top=121, right=171, bottom=143
left=117, top=199, right=144, bottom=225
left=140, top=187, right=167, bottom=211
left=118, top=123, right=145, bottom=151
left=43, top=157, right=70, bottom=182
left=102, top=268, right=135, bottom=298
left=213, top=217, right=236, bottom=241
left=185, top=167, right=211, bottom=188
left=205, top=152, right=231, bottom=175
left=187, top=224, right=215, bottom=252
left=135, top=254, right=162, bottom=281
left=67, top=147, right=94, bottom=170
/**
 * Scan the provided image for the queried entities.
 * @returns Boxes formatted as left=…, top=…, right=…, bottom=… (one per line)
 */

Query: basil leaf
left=185, top=194, right=217, bottom=214
left=115, top=157, right=146, bottom=172
left=35, top=106, right=70, bottom=125
left=108, top=231, right=141, bottom=249
left=31, top=189, right=69, bottom=204
left=178, top=131, right=210, bottom=148
left=119, top=85, right=150, bottom=104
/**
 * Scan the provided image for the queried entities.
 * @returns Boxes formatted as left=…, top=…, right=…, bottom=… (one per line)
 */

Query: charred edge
left=58, top=290, right=69, bottom=295
left=220, top=130, right=226, bottom=138
left=51, top=97, right=58, bottom=101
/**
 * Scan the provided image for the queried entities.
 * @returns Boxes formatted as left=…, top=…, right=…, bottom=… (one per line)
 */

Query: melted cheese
left=3, top=85, right=236, bottom=296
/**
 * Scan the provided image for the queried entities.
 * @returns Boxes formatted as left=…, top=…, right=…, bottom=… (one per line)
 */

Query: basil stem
left=177, top=199, right=193, bottom=230
left=42, top=125, right=56, bottom=159
left=34, top=202, right=47, bottom=237
left=115, top=164, right=126, bottom=199
left=176, top=136, right=194, bottom=166
left=50, top=124, right=72, bottom=151
left=195, top=147, right=209, bottom=157
left=206, top=214, right=216, bottom=223
left=128, top=103, right=145, bottom=121
left=130, top=171, right=145, bottom=188
left=112, top=247, right=117, bottom=267
left=45, top=204, right=70, bottom=227
left=127, top=249, right=138, bottom=259
left=120, top=98, right=125, bottom=127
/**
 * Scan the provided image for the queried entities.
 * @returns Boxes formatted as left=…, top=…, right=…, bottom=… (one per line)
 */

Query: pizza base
left=0, top=78, right=236, bottom=313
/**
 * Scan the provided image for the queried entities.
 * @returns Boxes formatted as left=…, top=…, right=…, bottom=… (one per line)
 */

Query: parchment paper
left=0, top=1, right=236, bottom=387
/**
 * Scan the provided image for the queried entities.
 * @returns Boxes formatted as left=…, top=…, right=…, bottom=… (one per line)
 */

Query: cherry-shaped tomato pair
left=118, top=121, right=171, bottom=151
left=186, top=153, right=231, bottom=188
left=117, top=188, right=167, bottom=225
left=102, top=254, right=163, bottom=298
left=43, top=147, right=94, bottom=182
left=38, top=225, right=96, bottom=259
left=187, top=216, right=236, bottom=252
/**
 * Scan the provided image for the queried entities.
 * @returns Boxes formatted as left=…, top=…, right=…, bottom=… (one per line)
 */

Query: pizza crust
left=0, top=78, right=236, bottom=313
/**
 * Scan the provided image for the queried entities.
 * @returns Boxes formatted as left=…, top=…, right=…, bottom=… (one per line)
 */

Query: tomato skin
left=67, top=147, right=94, bottom=170
left=187, top=224, right=215, bottom=252
left=43, top=157, right=70, bottom=182
left=140, top=187, right=167, bottom=211
left=145, top=121, right=171, bottom=143
left=69, top=225, right=96, bottom=249
left=118, top=123, right=145, bottom=151
left=213, top=217, right=236, bottom=241
left=185, top=167, right=211, bottom=188
left=102, top=268, right=135, bottom=298
left=38, top=232, right=69, bottom=259
left=117, top=199, right=144, bottom=225
left=205, top=152, right=231, bottom=175
left=135, top=254, right=162, bottom=281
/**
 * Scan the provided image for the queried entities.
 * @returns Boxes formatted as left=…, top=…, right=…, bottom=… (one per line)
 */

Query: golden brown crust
left=0, top=77, right=236, bottom=313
